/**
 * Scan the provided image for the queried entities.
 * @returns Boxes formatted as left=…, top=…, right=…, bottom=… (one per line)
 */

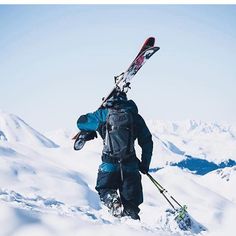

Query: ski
left=73, top=37, right=160, bottom=148
left=135, top=36, right=155, bottom=59
left=100, top=46, right=159, bottom=109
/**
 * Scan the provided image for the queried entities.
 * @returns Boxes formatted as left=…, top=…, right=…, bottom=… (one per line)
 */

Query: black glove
left=81, top=131, right=97, bottom=141
left=74, top=131, right=97, bottom=151
left=138, top=161, right=149, bottom=174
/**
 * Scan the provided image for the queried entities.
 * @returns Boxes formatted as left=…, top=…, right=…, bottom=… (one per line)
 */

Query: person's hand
left=80, top=131, right=97, bottom=141
left=138, top=161, right=149, bottom=174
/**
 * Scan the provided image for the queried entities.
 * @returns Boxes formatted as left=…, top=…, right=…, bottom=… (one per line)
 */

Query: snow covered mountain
left=1, top=112, right=236, bottom=236
left=148, top=120, right=236, bottom=169
left=0, top=110, right=58, bottom=148
left=149, top=119, right=236, bottom=138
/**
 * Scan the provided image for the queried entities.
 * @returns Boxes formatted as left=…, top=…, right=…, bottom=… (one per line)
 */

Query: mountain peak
left=0, top=110, right=58, bottom=148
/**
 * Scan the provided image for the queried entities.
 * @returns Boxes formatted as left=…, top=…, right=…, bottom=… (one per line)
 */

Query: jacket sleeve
left=77, top=108, right=108, bottom=131
left=136, top=114, right=153, bottom=169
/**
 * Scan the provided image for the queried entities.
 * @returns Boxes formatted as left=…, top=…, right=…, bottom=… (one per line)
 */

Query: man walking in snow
left=77, top=91, right=153, bottom=220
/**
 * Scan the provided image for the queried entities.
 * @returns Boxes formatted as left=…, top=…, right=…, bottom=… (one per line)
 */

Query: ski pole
left=147, top=173, right=183, bottom=208
left=146, top=173, right=183, bottom=210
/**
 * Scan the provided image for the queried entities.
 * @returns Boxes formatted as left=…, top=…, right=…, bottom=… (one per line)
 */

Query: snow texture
left=1, top=111, right=236, bottom=236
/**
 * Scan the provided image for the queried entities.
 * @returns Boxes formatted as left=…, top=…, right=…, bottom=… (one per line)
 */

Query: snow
left=1, top=111, right=236, bottom=235
left=0, top=110, right=58, bottom=148
left=148, top=119, right=236, bottom=164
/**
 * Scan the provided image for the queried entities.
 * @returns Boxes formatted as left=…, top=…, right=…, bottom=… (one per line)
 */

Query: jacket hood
left=124, top=99, right=139, bottom=114
left=106, top=98, right=138, bottom=114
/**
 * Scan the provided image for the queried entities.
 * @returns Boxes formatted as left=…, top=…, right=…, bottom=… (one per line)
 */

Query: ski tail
left=122, top=46, right=160, bottom=85
left=136, top=37, right=155, bottom=58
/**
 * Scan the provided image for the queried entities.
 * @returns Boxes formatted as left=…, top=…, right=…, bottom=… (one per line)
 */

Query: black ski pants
left=95, top=167, right=143, bottom=214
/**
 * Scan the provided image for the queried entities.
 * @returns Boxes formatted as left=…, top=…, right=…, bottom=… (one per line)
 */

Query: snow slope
left=200, top=166, right=236, bottom=202
left=1, top=112, right=236, bottom=236
left=0, top=110, right=58, bottom=148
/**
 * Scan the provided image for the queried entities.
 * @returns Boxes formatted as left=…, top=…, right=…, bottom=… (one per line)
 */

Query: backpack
left=103, top=108, right=135, bottom=161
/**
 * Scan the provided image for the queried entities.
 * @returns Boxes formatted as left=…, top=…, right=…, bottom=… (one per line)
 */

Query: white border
left=0, top=0, right=236, bottom=5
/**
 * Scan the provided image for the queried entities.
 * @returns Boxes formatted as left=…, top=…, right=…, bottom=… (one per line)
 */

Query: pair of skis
left=73, top=37, right=160, bottom=150
left=99, top=37, right=159, bottom=109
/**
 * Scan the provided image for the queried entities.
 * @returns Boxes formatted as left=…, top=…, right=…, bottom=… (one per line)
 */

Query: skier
left=77, top=90, right=153, bottom=220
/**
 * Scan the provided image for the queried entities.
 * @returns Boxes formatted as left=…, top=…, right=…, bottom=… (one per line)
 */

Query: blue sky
left=0, top=5, right=236, bottom=132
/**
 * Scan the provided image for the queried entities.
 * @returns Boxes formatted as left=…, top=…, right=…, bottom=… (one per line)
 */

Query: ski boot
left=122, top=208, right=140, bottom=220
left=103, top=191, right=122, bottom=218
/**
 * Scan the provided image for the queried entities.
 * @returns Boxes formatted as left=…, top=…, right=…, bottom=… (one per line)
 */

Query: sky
left=0, top=5, right=236, bottom=132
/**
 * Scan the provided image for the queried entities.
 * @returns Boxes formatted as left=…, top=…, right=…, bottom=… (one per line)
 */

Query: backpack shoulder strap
left=126, top=111, right=134, bottom=155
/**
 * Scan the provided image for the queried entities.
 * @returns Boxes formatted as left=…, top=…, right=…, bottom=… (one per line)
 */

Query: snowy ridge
left=149, top=119, right=236, bottom=137
left=148, top=119, right=236, bottom=164
left=149, top=134, right=186, bottom=168
left=0, top=110, right=58, bottom=148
